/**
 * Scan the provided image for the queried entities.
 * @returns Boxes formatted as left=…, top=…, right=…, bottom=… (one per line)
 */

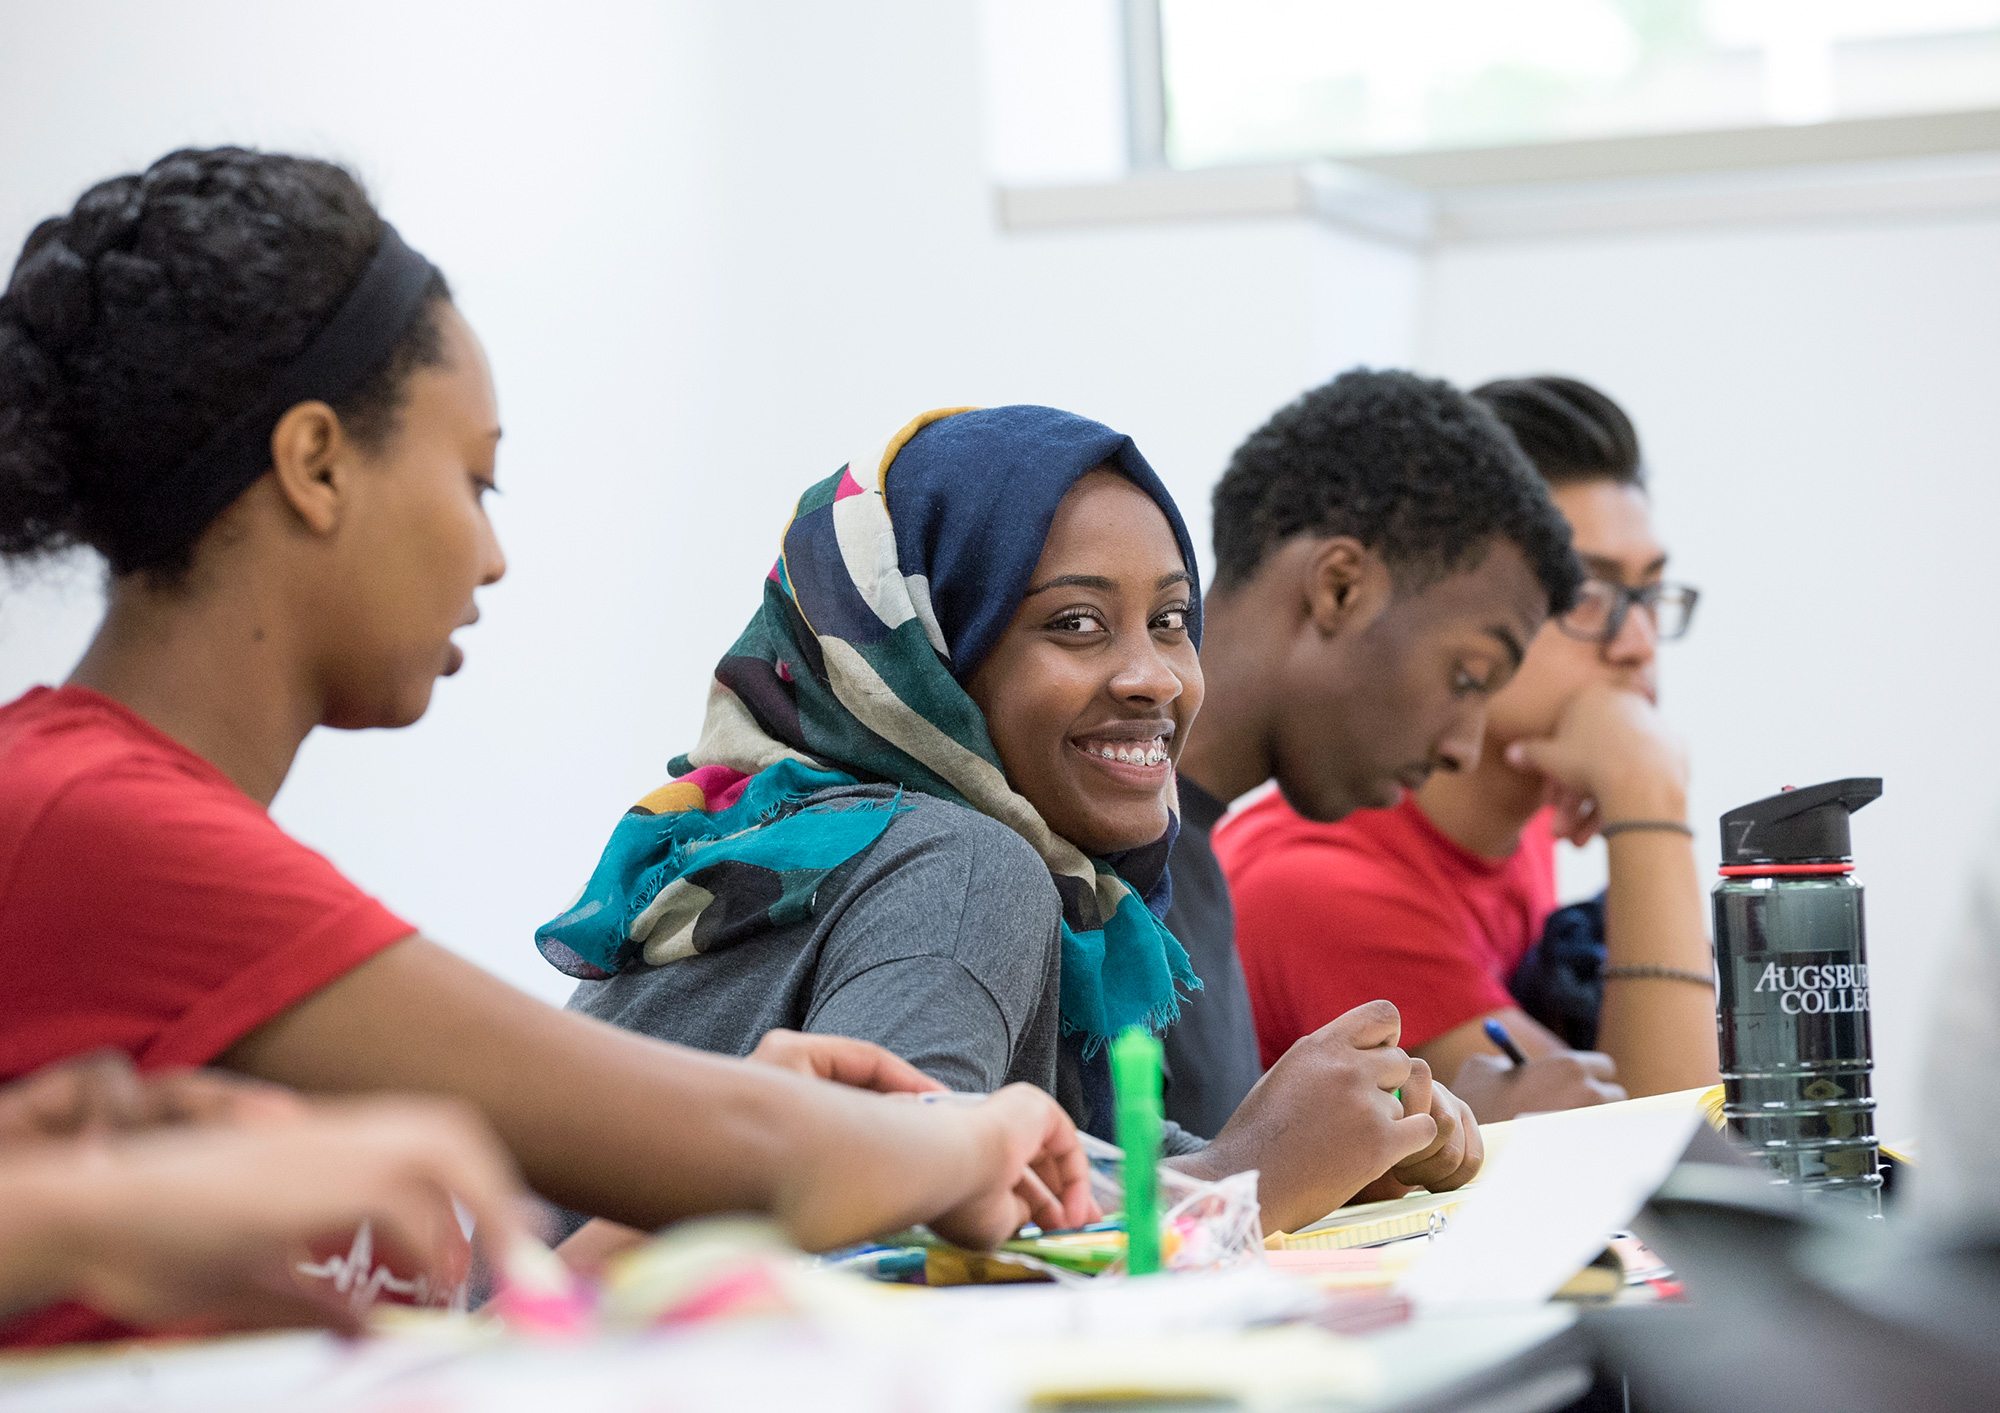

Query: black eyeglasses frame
left=1555, top=578, right=1700, bottom=645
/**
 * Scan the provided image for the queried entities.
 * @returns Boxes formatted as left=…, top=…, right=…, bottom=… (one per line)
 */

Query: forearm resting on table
left=1597, top=790, right=1721, bottom=1096
left=221, top=937, right=996, bottom=1251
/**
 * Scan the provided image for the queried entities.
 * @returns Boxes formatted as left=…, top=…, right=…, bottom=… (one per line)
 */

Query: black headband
left=122, top=223, right=441, bottom=573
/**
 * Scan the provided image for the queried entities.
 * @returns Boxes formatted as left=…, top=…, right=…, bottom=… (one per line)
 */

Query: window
left=1158, top=0, right=2000, bottom=169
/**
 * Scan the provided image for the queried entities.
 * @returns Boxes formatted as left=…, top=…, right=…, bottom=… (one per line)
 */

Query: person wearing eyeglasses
left=1219, top=375, right=1720, bottom=1122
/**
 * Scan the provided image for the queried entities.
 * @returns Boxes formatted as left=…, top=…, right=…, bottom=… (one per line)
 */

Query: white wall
left=0, top=0, right=719, bottom=1004
left=0, top=1, right=1405, bottom=1003
left=1423, top=213, right=2000, bottom=1141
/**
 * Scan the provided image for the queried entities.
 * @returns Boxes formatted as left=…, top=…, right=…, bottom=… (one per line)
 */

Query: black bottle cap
left=1720, top=777, right=1882, bottom=865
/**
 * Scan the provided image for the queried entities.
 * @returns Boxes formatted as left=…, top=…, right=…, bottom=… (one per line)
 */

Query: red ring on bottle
left=1717, top=862, right=1854, bottom=876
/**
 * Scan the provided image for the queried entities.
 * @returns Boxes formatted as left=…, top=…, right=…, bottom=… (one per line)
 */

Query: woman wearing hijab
left=546, top=406, right=1482, bottom=1241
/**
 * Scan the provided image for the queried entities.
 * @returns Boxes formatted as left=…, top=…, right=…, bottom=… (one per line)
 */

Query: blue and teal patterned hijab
left=538, top=406, right=1202, bottom=1052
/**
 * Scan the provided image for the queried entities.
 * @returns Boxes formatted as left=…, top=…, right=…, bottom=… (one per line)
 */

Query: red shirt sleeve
left=1232, top=842, right=1519, bottom=1064
left=1, top=753, right=415, bottom=1079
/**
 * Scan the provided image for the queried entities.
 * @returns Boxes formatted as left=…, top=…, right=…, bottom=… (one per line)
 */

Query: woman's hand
left=906, top=1084, right=1099, bottom=1249
left=1179, top=1000, right=1442, bottom=1235
left=1385, top=1059, right=1483, bottom=1191
left=747, top=1034, right=1100, bottom=1239
left=0, top=1096, right=529, bottom=1334
left=746, top=1029, right=946, bottom=1095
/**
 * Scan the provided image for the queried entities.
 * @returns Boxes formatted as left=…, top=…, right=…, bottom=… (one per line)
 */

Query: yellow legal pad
left=1266, top=1189, right=1470, bottom=1252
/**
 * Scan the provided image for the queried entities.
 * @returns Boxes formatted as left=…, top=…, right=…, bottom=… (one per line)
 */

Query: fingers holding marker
left=1395, top=1056, right=1433, bottom=1124
left=1385, top=1057, right=1440, bottom=1163
left=1391, top=1078, right=1482, bottom=1191
left=1374, top=1045, right=1416, bottom=1100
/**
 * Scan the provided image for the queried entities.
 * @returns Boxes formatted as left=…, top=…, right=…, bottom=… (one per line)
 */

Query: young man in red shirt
left=1219, top=377, right=1721, bottom=1121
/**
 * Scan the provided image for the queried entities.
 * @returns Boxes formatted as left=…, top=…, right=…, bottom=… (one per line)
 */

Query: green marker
left=1110, top=1027, right=1163, bottom=1276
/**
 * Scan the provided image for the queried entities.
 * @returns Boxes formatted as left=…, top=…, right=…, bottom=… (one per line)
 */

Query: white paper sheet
left=1397, top=1091, right=1705, bottom=1310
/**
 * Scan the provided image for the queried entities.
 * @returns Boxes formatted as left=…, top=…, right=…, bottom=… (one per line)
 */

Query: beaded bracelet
left=1599, top=819, right=1694, bottom=838
left=1602, top=963, right=1715, bottom=987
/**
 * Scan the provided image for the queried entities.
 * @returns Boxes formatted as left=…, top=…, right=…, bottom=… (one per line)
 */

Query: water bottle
left=1712, top=777, right=1882, bottom=1211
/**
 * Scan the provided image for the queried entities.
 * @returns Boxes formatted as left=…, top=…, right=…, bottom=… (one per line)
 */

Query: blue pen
left=1484, top=1017, right=1529, bottom=1067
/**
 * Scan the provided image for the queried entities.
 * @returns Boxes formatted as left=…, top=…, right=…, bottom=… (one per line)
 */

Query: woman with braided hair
left=0, top=147, right=1094, bottom=1346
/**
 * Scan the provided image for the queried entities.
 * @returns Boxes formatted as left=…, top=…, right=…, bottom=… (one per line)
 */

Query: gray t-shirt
left=567, top=784, right=1205, bottom=1156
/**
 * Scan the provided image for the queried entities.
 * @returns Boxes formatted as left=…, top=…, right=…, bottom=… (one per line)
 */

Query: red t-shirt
left=0, top=684, right=416, bottom=1345
left=1215, top=791, right=1557, bottom=1067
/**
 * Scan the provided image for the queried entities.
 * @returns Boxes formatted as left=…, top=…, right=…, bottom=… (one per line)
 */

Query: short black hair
left=1471, top=375, right=1643, bottom=489
left=0, top=146, right=451, bottom=581
left=1211, top=368, right=1581, bottom=614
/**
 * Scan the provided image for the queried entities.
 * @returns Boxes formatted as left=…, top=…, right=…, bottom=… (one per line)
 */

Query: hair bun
left=65, top=176, right=146, bottom=261
left=95, top=248, right=169, bottom=311
left=0, top=315, right=81, bottom=556
left=6, top=235, right=94, bottom=352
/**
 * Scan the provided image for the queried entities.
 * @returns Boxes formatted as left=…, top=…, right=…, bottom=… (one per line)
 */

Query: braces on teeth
left=1090, top=740, right=1168, bottom=767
